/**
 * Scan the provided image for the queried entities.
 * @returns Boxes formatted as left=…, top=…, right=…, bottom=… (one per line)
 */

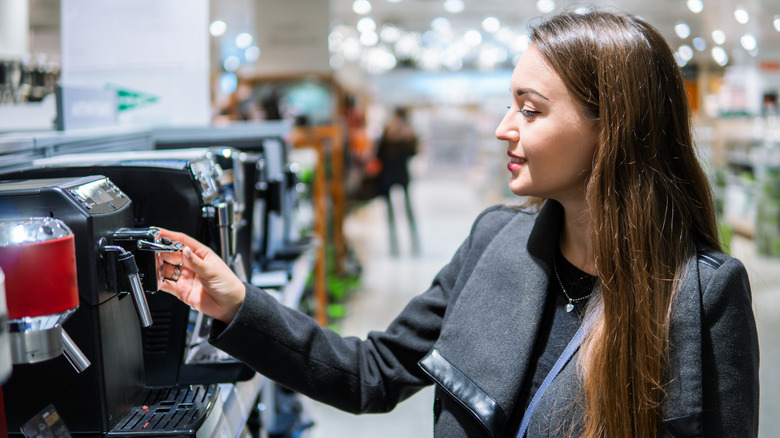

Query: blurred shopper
left=157, top=10, right=758, bottom=438
left=376, top=107, right=420, bottom=255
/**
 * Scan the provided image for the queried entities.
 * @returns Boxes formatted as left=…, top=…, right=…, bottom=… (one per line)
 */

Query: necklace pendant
left=566, top=302, right=575, bottom=313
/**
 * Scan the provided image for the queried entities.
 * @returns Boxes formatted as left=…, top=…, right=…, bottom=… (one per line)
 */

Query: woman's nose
left=495, top=109, right=519, bottom=142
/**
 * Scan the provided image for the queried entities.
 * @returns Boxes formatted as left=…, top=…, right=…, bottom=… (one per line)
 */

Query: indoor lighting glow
left=357, top=17, right=377, bottom=33
left=693, top=37, right=707, bottom=51
left=363, top=46, right=397, bottom=74
left=712, top=30, right=726, bottom=45
left=677, top=45, right=694, bottom=62
left=235, top=32, right=253, bottom=49
left=740, top=33, right=757, bottom=51
left=220, top=72, right=237, bottom=94
left=245, top=46, right=260, bottom=62
left=774, top=15, right=780, bottom=32
left=443, top=0, right=465, bottom=14
left=342, top=37, right=362, bottom=61
left=395, top=32, right=422, bottom=58
left=686, top=0, right=703, bottom=13
left=359, top=31, right=379, bottom=46
left=352, top=0, right=372, bottom=15
left=482, top=17, right=501, bottom=34
left=209, top=20, right=227, bottom=37
left=223, top=56, right=241, bottom=72
left=711, top=46, right=728, bottom=66
left=380, top=25, right=402, bottom=43
left=734, top=7, right=749, bottom=24
left=675, top=23, right=691, bottom=39
left=464, top=29, right=483, bottom=47
left=536, top=0, right=555, bottom=13
left=431, top=17, right=452, bottom=32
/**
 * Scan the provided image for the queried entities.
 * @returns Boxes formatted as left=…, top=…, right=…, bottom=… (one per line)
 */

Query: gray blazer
left=210, top=201, right=759, bottom=437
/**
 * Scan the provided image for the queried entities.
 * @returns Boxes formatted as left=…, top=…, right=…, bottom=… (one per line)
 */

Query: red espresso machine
left=0, top=176, right=221, bottom=437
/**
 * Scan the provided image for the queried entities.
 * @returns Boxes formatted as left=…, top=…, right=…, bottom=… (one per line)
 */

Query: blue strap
left=516, top=306, right=602, bottom=438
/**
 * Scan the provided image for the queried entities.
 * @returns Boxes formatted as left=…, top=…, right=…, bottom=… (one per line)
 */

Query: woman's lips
left=507, top=151, right=527, bottom=171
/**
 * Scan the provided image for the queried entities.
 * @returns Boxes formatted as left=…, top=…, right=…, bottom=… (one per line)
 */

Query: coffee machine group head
left=0, top=217, right=90, bottom=373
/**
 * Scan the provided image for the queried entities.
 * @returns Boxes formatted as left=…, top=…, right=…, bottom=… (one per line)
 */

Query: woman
left=158, top=10, right=759, bottom=437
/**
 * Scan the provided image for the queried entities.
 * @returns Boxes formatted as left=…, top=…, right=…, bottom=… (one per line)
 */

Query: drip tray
left=109, top=384, right=219, bottom=437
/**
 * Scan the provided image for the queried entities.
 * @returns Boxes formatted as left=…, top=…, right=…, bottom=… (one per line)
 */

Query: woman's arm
left=701, top=257, right=760, bottom=437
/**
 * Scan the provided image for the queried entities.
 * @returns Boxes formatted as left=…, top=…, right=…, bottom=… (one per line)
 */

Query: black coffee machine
left=154, top=129, right=313, bottom=284
left=0, top=150, right=254, bottom=388
left=0, top=175, right=220, bottom=437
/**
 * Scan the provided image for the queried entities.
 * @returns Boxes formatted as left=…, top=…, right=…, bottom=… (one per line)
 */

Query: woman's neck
left=558, top=198, right=597, bottom=275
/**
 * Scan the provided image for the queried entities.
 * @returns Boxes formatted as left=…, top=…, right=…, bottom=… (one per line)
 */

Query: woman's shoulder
left=469, top=204, right=538, bottom=237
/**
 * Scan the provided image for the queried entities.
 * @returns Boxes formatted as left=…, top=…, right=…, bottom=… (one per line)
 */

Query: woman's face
left=495, top=45, right=599, bottom=204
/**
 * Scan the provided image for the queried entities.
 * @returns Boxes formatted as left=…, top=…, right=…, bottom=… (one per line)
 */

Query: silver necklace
left=553, top=256, right=593, bottom=313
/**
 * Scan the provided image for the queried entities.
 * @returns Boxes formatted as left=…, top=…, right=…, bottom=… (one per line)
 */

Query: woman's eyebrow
left=515, top=88, right=549, bottom=101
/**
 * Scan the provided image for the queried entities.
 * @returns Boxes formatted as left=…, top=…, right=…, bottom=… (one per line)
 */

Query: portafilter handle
left=61, top=329, right=91, bottom=373
left=103, top=245, right=153, bottom=328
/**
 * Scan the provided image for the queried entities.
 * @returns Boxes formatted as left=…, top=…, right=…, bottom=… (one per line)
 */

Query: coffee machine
left=154, top=129, right=313, bottom=286
left=0, top=150, right=255, bottom=387
left=0, top=176, right=221, bottom=437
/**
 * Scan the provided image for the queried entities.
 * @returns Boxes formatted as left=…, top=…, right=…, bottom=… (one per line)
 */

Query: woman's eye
left=519, top=109, right=540, bottom=118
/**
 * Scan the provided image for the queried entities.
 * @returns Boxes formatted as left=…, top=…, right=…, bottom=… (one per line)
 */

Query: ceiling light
left=443, top=0, right=465, bottom=14
left=686, top=0, right=703, bottom=13
left=359, top=31, right=379, bottom=46
left=712, top=30, right=726, bottom=45
left=675, top=23, right=691, bottom=39
left=774, top=16, right=780, bottom=32
left=464, top=29, right=483, bottom=47
left=395, top=32, right=422, bottom=58
left=235, top=33, right=253, bottom=49
left=357, top=17, right=376, bottom=33
left=352, top=0, right=372, bottom=15
left=677, top=45, right=694, bottom=62
left=693, top=37, right=707, bottom=51
left=245, top=46, right=261, bottom=62
left=711, top=46, right=728, bottom=66
left=734, top=7, right=749, bottom=24
left=342, top=37, right=362, bottom=61
left=223, top=56, right=241, bottom=72
left=209, top=20, right=227, bottom=37
left=379, top=25, right=402, bottom=43
left=536, top=0, right=555, bottom=13
left=431, top=17, right=451, bottom=32
left=363, top=46, right=396, bottom=74
left=482, top=17, right=501, bottom=34
left=740, top=33, right=757, bottom=51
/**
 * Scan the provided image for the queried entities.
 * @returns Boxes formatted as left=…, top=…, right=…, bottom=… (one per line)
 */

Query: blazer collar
left=430, top=201, right=564, bottom=426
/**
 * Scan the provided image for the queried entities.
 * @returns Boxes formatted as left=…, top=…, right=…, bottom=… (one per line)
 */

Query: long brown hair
left=530, top=10, right=720, bottom=437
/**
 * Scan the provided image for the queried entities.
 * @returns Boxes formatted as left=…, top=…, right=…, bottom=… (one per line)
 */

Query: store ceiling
left=29, top=0, right=780, bottom=70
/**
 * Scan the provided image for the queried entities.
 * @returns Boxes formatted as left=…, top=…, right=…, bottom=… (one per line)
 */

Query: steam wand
left=102, top=245, right=153, bottom=328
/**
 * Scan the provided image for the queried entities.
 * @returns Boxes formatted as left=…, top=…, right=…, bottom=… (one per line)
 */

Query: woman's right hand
left=156, top=228, right=246, bottom=324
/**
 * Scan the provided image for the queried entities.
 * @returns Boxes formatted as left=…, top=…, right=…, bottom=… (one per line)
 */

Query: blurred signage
left=758, top=60, right=780, bottom=73
left=55, top=85, right=118, bottom=131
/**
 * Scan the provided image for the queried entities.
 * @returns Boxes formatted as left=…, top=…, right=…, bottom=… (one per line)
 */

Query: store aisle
left=303, top=163, right=493, bottom=438
left=301, top=160, right=780, bottom=438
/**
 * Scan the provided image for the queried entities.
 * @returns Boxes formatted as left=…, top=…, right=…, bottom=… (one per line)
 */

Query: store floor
left=301, top=163, right=780, bottom=438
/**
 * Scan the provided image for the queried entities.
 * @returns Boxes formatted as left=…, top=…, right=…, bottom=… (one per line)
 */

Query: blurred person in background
left=156, top=9, right=759, bottom=438
left=376, top=106, right=420, bottom=256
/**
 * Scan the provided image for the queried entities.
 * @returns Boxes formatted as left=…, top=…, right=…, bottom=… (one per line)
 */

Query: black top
left=508, top=247, right=597, bottom=435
